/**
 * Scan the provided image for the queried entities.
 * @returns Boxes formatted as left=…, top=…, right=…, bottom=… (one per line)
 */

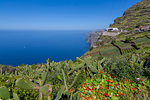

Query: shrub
left=125, top=37, right=132, bottom=43
left=89, top=47, right=94, bottom=51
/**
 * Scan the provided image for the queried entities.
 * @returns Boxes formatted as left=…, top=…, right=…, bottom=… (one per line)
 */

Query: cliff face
left=110, top=0, right=150, bottom=30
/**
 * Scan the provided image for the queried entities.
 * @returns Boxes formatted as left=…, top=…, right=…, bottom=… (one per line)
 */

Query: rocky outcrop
left=86, top=30, right=103, bottom=47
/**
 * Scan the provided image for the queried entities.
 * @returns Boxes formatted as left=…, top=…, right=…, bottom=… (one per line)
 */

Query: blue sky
left=0, top=0, right=141, bottom=30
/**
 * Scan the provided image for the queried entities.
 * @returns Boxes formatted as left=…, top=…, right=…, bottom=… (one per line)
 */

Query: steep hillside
left=83, top=0, right=150, bottom=59
left=110, top=0, right=150, bottom=31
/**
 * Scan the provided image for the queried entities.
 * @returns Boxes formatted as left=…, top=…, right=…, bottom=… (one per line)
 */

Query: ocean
left=0, top=30, right=90, bottom=66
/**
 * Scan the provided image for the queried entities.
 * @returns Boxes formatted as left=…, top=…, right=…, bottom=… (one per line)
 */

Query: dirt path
left=102, top=31, right=120, bottom=36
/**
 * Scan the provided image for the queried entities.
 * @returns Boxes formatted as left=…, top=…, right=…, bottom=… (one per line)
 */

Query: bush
left=89, top=47, right=94, bottom=51
left=125, top=37, right=132, bottom=43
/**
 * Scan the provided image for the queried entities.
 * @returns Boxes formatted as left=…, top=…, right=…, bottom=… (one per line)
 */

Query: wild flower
left=136, top=78, right=140, bottom=80
left=77, top=70, right=146, bottom=100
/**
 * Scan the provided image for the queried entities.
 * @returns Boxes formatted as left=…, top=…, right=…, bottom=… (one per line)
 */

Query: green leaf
left=40, top=84, right=52, bottom=96
left=62, top=69, right=68, bottom=90
left=13, top=93, right=20, bottom=100
left=68, top=71, right=81, bottom=89
left=41, top=72, right=48, bottom=86
left=57, top=75, right=62, bottom=81
left=16, top=78, right=38, bottom=90
left=89, top=65, right=97, bottom=73
left=0, top=86, right=10, bottom=99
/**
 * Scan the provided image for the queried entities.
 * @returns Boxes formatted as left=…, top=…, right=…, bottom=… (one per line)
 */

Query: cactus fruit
left=0, top=86, right=10, bottom=99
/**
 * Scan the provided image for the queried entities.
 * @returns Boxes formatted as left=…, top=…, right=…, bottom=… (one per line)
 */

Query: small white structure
left=106, top=28, right=119, bottom=32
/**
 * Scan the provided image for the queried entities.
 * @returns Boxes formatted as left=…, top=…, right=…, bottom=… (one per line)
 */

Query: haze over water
left=0, top=30, right=89, bottom=66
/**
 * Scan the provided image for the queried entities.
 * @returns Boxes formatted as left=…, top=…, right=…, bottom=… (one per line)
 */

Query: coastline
left=85, top=30, right=103, bottom=47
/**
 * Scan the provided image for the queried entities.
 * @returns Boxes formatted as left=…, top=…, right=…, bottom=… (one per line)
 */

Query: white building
left=106, top=28, right=119, bottom=32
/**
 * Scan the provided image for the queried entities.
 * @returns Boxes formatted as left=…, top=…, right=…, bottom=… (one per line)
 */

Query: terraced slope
left=110, top=0, right=150, bottom=30
left=82, top=32, right=150, bottom=58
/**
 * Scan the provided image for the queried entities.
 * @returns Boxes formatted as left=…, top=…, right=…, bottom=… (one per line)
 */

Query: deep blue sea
left=0, top=30, right=89, bottom=66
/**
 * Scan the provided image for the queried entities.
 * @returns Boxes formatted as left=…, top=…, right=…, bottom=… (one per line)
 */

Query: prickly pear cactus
left=39, top=84, right=52, bottom=96
left=0, top=86, right=10, bottom=99
left=68, top=71, right=81, bottom=89
left=13, top=93, right=20, bottom=100
left=62, top=69, right=68, bottom=90
left=16, top=78, right=38, bottom=90
left=89, top=65, right=97, bottom=73
left=55, top=86, right=65, bottom=100
left=41, top=72, right=48, bottom=86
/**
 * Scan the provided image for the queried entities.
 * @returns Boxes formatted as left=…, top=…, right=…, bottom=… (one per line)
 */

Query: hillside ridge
left=110, top=0, right=150, bottom=31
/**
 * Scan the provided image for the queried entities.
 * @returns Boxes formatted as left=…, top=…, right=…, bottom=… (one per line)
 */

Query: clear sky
left=0, top=0, right=141, bottom=30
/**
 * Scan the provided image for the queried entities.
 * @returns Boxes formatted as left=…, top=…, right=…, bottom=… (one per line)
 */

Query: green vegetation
left=1, top=31, right=150, bottom=100
left=110, top=0, right=150, bottom=30
left=80, top=31, right=150, bottom=100
left=0, top=0, right=150, bottom=100
left=89, top=47, right=94, bottom=51
left=0, top=49, right=150, bottom=100
left=83, top=31, right=150, bottom=58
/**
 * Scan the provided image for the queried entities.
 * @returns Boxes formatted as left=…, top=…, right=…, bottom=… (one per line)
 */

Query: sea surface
left=0, top=30, right=90, bottom=66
